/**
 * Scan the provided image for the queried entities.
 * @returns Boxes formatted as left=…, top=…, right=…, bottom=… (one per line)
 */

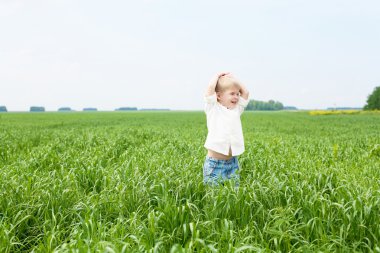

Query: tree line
left=246, top=99, right=286, bottom=111
left=364, top=86, right=380, bottom=110
left=1, top=87, right=379, bottom=112
left=0, top=106, right=164, bottom=112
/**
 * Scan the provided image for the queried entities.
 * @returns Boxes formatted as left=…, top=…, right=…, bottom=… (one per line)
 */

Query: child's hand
left=217, top=72, right=230, bottom=78
left=205, top=72, right=231, bottom=96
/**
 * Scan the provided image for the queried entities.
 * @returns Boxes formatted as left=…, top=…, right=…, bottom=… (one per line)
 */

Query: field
left=0, top=111, right=379, bottom=252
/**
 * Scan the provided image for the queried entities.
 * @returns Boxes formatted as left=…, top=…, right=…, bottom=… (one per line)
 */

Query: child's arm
left=237, top=80, right=250, bottom=114
left=205, top=72, right=230, bottom=97
left=239, top=81, right=249, bottom=100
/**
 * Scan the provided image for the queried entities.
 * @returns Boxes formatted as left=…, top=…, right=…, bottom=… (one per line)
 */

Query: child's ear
left=216, top=92, right=221, bottom=100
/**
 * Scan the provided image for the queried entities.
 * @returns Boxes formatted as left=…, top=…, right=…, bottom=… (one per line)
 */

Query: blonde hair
left=215, top=75, right=241, bottom=93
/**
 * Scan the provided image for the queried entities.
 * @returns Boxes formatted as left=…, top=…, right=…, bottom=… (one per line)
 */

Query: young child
left=203, top=72, right=250, bottom=185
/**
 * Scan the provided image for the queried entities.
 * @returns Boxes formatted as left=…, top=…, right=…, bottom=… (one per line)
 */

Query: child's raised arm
left=239, top=81, right=249, bottom=100
left=205, top=72, right=230, bottom=97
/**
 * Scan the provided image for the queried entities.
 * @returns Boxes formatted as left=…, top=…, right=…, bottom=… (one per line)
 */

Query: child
left=203, top=72, right=250, bottom=185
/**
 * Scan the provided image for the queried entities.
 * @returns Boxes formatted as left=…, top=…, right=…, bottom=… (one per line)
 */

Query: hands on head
left=217, top=72, right=232, bottom=78
left=206, top=71, right=249, bottom=100
left=213, top=72, right=249, bottom=100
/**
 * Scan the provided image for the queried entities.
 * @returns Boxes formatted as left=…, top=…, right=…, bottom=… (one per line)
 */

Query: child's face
left=217, top=87, right=240, bottom=109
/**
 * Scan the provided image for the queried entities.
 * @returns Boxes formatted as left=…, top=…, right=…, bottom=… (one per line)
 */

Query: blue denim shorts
left=203, top=156, right=240, bottom=185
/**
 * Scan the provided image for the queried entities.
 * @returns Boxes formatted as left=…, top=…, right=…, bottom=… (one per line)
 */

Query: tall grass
left=0, top=111, right=379, bottom=252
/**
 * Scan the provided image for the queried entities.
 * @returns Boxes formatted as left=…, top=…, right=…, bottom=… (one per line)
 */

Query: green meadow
left=0, top=111, right=379, bottom=252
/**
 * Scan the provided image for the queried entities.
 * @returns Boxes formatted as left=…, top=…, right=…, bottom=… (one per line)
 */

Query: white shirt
left=204, top=93, right=249, bottom=156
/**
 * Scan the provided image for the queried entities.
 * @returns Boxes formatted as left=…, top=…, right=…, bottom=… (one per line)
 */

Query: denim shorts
left=203, top=156, right=240, bottom=185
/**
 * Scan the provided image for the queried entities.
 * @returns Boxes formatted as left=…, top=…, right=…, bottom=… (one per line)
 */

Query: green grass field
left=0, top=111, right=379, bottom=252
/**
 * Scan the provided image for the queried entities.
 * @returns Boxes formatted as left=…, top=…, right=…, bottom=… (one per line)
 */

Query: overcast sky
left=1, top=0, right=379, bottom=111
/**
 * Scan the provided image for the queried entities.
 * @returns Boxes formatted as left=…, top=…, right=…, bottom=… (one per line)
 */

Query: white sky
left=0, top=0, right=379, bottom=111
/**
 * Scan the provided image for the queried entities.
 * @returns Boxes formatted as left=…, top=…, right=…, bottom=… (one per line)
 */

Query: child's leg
left=226, top=156, right=240, bottom=186
left=203, top=156, right=219, bottom=185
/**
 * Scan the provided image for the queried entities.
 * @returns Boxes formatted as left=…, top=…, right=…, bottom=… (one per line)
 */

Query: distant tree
left=30, top=106, right=45, bottom=112
left=83, top=108, right=97, bottom=111
left=58, top=107, right=72, bottom=111
left=115, top=107, right=137, bottom=111
left=0, top=106, right=7, bottom=112
left=284, top=106, right=298, bottom=110
left=246, top=99, right=284, bottom=111
left=364, top=86, right=380, bottom=110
